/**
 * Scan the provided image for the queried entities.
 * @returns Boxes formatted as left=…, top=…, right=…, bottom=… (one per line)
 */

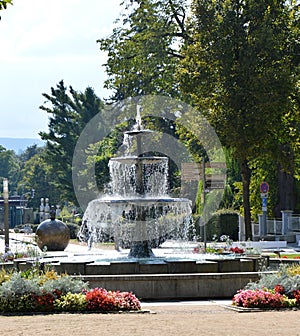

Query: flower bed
left=0, top=269, right=141, bottom=314
left=232, top=264, right=300, bottom=309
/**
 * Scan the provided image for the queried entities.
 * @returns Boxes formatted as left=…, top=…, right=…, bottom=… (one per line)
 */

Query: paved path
left=0, top=300, right=299, bottom=336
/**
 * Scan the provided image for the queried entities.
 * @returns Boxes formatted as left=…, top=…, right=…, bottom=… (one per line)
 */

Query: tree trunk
left=274, top=164, right=296, bottom=217
left=240, top=159, right=252, bottom=240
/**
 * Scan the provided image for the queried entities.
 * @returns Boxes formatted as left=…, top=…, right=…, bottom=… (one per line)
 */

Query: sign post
left=202, top=157, right=207, bottom=249
left=260, top=182, right=269, bottom=237
left=3, top=179, right=9, bottom=252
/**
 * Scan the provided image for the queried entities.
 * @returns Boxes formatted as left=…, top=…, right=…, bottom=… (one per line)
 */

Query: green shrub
left=66, top=223, right=81, bottom=239
left=55, top=292, right=87, bottom=311
left=245, top=264, right=300, bottom=296
left=0, top=268, right=12, bottom=285
left=0, top=269, right=141, bottom=313
left=206, top=210, right=239, bottom=241
left=41, top=275, right=88, bottom=295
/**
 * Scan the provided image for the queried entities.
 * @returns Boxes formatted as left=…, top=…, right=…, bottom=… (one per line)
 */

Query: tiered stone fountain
left=81, top=114, right=193, bottom=258
left=13, top=110, right=266, bottom=300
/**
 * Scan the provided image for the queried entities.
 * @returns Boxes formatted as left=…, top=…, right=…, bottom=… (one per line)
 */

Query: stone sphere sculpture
left=36, top=209, right=70, bottom=251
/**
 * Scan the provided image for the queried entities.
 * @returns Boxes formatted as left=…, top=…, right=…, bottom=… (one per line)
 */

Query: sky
left=0, top=0, right=121, bottom=138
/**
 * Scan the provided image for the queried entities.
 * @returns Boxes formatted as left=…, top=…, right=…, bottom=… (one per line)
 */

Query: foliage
left=16, top=147, right=60, bottom=209
left=0, top=268, right=12, bottom=285
left=245, top=264, right=300, bottom=296
left=66, top=223, right=81, bottom=239
left=97, top=0, right=299, bottom=237
left=85, top=287, right=141, bottom=312
left=178, top=0, right=299, bottom=238
left=234, top=263, right=300, bottom=309
left=0, top=242, right=43, bottom=264
left=229, top=246, right=244, bottom=254
left=0, top=269, right=141, bottom=313
left=0, top=145, right=20, bottom=194
left=39, top=81, right=106, bottom=204
left=0, top=0, right=12, bottom=10
left=205, top=210, right=239, bottom=241
left=232, top=288, right=292, bottom=309
left=286, top=264, right=300, bottom=277
left=98, top=0, right=189, bottom=100
left=248, top=158, right=278, bottom=220
left=3, top=0, right=298, bottom=225
left=0, top=0, right=12, bottom=19
left=41, top=274, right=88, bottom=296
left=54, top=292, right=87, bottom=312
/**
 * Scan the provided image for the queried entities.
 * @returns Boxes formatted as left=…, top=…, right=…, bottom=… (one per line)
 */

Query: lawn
left=265, top=252, right=300, bottom=259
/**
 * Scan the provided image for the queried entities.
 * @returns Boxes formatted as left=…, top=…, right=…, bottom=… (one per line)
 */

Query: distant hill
left=0, top=138, right=45, bottom=153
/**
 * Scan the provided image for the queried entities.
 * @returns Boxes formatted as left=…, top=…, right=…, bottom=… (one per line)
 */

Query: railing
left=288, top=215, right=300, bottom=232
left=266, top=219, right=283, bottom=235
left=251, top=214, right=300, bottom=239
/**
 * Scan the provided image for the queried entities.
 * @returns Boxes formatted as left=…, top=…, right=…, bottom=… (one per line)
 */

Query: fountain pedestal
left=128, top=241, right=155, bottom=258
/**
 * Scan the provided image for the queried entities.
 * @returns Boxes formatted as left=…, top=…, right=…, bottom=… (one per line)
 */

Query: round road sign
left=260, top=182, right=269, bottom=193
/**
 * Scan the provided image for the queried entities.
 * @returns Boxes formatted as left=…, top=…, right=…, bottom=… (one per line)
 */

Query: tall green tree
left=178, top=0, right=299, bottom=238
left=98, top=0, right=189, bottom=100
left=39, top=80, right=105, bottom=204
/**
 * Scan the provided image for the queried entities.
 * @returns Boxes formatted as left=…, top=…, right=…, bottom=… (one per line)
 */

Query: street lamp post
left=3, top=179, right=9, bottom=252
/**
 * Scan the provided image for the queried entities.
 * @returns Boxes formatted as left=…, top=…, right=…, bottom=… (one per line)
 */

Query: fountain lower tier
left=82, top=197, right=192, bottom=258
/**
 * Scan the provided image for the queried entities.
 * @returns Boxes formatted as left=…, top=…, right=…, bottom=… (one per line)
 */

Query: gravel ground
left=0, top=302, right=299, bottom=336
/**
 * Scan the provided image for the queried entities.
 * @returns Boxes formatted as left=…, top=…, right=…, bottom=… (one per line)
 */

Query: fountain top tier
left=108, top=156, right=169, bottom=197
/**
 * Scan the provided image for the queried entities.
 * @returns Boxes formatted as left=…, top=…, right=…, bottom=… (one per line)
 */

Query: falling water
left=79, top=112, right=193, bottom=257
left=108, top=157, right=168, bottom=197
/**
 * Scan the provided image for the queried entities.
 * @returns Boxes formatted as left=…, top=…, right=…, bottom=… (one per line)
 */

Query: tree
left=17, top=147, right=60, bottom=209
left=18, top=144, right=44, bottom=163
left=39, top=81, right=106, bottom=204
left=98, top=0, right=189, bottom=100
left=178, top=0, right=299, bottom=238
left=0, top=145, right=19, bottom=193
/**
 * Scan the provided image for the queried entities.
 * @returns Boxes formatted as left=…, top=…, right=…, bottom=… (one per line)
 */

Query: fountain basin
left=78, top=272, right=262, bottom=300
left=11, top=253, right=266, bottom=300
left=8, top=244, right=268, bottom=300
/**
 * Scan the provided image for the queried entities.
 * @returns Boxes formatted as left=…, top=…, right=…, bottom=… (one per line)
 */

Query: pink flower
left=232, top=288, right=287, bottom=309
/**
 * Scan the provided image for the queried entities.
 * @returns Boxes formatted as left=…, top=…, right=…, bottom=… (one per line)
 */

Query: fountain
left=80, top=109, right=193, bottom=258
left=12, top=103, right=266, bottom=300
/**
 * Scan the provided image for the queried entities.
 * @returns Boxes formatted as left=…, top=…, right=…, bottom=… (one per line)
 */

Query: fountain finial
left=136, top=105, right=142, bottom=130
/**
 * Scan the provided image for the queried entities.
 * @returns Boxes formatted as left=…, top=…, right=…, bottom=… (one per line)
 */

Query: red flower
left=229, top=247, right=244, bottom=254
left=32, top=292, right=55, bottom=312
left=85, top=287, right=141, bottom=311
left=274, top=284, right=285, bottom=295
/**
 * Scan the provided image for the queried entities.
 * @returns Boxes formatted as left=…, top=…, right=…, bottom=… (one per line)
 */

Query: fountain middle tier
left=82, top=196, right=193, bottom=258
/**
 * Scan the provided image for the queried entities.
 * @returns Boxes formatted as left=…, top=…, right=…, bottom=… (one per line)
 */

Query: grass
left=265, top=252, right=300, bottom=259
